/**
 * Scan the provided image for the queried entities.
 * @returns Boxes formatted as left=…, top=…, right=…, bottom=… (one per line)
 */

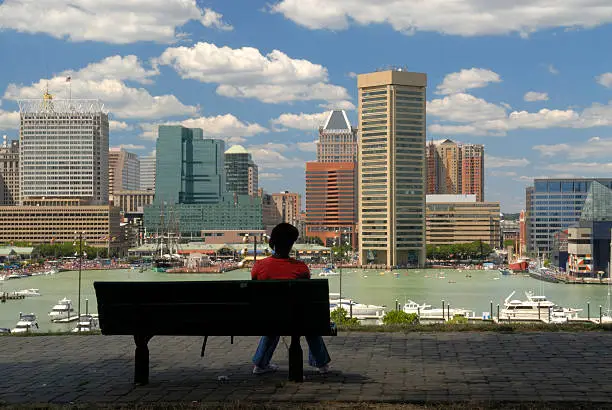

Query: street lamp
left=73, top=231, right=86, bottom=330
left=243, top=233, right=269, bottom=264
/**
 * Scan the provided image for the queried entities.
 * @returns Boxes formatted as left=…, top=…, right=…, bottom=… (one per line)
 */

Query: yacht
left=14, top=288, right=41, bottom=297
left=500, top=291, right=556, bottom=321
left=48, top=297, right=74, bottom=321
left=403, top=300, right=474, bottom=318
left=319, top=267, right=340, bottom=277
left=329, top=294, right=385, bottom=318
left=12, top=313, right=39, bottom=334
left=72, top=314, right=100, bottom=333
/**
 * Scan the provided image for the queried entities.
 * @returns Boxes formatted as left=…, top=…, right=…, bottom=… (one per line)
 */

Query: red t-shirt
left=251, top=256, right=310, bottom=280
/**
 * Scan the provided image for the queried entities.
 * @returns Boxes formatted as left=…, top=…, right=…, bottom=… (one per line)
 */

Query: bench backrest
left=94, top=280, right=331, bottom=336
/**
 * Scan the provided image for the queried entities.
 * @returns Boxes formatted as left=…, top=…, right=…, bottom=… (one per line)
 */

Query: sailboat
left=153, top=206, right=183, bottom=272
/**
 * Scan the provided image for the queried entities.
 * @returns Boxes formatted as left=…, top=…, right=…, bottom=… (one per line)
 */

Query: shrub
left=447, top=315, right=469, bottom=324
left=330, top=307, right=360, bottom=326
left=382, top=310, right=419, bottom=325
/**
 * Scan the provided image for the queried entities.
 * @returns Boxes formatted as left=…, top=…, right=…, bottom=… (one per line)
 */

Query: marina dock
left=0, top=292, right=26, bottom=302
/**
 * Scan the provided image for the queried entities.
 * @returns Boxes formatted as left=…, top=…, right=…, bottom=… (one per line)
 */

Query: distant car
left=0, top=328, right=11, bottom=334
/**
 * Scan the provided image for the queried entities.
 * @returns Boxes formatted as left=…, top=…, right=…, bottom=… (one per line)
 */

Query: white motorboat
left=12, top=313, right=39, bottom=334
left=329, top=294, right=385, bottom=318
left=72, top=314, right=100, bottom=333
left=549, top=306, right=582, bottom=323
left=6, top=273, right=28, bottom=279
left=14, top=288, right=41, bottom=297
left=403, top=300, right=474, bottom=318
left=500, top=291, right=557, bottom=321
left=49, top=297, right=74, bottom=321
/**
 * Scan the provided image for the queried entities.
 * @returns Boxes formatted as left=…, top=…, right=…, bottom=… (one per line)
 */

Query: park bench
left=94, top=279, right=337, bottom=385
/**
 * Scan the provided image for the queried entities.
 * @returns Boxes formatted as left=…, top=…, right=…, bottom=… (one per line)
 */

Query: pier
left=0, top=292, right=25, bottom=302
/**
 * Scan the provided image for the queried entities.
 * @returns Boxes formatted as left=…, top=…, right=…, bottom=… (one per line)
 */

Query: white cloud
left=139, top=114, right=268, bottom=143
left=271, top=0, right=612, bottom=36
left=596, top=73, right=612, bottom=88
left=67, top=55, right=159, bottom=84
left=270, top=112, right=328, bottom=131
left=249, top=147, right=305, bottom=170
left=200, top=8, right=233, bottom=31
left=319, top=100, right=356, bottom=110
left=4, top=56, right=197, bottom=120
left=246, top=142, right=290, bottom=152
left=347, top=72, right=358, bottom=78
left=0, top=1, right=232, bottom=43
left=157, top=42, right=352, bottom=105
left=260, top=172, right=283, bottom=180
left=296, top=141, right=317, bottom=152
left=0, top=109, right=19, bottom=130
left=548, top=64, right=560, bottom=75
left=428, top=92, right=612, bottom=136
left=524, top=91, right=549, bottom=102
left=543, top=162, right=612, bottom=174
left=436, top=68, right=501, bottom=95
left=427, top=93, right=507, bottom=123
left=489, top=171, right=518, bottom=177
left=533, top=136, right=612, bottom=159
left=112, top=144, right=146, bottom=151
left=109, top=120, right=133, bottom=131
left=486, top=155, right=530, bottom=168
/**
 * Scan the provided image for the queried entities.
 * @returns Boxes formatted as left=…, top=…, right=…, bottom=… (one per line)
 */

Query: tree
left=330, top=307, right=360, bottom=326
left=300, top=236, right=323, bottom=246
left=504, top=239, right=516, bottom=248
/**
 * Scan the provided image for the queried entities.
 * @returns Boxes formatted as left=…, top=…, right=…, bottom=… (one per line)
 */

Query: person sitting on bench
left=251, top=222, right=331, bottom=375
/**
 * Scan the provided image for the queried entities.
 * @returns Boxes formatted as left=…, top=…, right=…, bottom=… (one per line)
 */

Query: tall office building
left=109, top=148, right=140, bottom=195
left=317, top=110, right=358, bottom=162
left=0, top=137, right=19, bottom=205
left=426, top=139, right=484, bottom=201
left=140, top=155, right=156, bottom=191
left=18, top=93, right=109, bottom=205
left=155, top=125, right=226, bottom=205
left=305, top=162, right=357, bottom=247
left=224, top=145, right=258, bottom=196
left=357, top=69, right=427, bottom=267
left=271, top=191, right=301, bottom=226
left=527, top=178, right=612, bottom=255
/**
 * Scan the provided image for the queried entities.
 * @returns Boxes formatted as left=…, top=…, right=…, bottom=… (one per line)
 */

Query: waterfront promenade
left=2, top=332, right=612, bottom=406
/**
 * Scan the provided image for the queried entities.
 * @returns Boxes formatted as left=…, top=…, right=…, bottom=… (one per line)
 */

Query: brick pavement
left=1, top=332, right=612, bottom=405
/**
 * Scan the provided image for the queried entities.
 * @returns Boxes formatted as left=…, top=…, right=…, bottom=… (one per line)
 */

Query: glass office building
left=528, top=178, right=612, bottom=255
left=155, top=125, right=225, bottom=205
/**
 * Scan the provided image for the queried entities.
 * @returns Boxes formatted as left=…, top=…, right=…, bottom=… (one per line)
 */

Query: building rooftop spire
left=323, top=110, right=351, bottom=131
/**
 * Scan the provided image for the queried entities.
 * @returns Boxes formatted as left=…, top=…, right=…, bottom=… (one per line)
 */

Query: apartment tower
left=0, top=137, right=19, bottom=205
left=140, top=155, right=156, bottom=191
left=357, top=70, right=427, bottom=267
left=317, top=110, right=358, bottom=162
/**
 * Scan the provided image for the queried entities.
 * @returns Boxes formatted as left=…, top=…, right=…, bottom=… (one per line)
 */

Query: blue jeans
left=252, top=335, right=331, bottom=368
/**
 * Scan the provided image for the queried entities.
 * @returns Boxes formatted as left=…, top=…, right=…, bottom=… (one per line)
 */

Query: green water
left=1, top=268, right=610, bottom=332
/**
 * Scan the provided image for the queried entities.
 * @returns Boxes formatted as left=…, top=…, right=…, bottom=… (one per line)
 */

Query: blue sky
left=1, top=0, right=612, bottom=212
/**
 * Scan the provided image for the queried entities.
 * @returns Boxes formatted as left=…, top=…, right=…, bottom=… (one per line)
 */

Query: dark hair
left=269, top=223, right=299, bottom=255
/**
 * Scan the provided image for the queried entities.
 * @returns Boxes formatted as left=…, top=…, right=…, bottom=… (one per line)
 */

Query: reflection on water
left=0, top=268, right=609, bottom=332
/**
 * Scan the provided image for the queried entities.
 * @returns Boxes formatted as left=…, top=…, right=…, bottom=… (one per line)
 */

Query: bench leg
left=288, top=335, right=303, bottom=382
left=134, top=335, right=152, bottom=385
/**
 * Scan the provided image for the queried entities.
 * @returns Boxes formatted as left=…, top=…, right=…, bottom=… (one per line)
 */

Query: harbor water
left=1, top=268, right=610, bottom=332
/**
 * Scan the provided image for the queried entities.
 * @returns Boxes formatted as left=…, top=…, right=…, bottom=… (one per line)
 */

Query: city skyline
left=1, top=1, right=612, bottom=212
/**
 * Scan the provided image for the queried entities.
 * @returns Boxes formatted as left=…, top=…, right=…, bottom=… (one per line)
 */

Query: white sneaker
left=252, top=363, right=279, bottom=375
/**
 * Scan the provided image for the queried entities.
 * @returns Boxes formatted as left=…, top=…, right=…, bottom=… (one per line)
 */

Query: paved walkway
left=1, top=332, right=612, bottom=405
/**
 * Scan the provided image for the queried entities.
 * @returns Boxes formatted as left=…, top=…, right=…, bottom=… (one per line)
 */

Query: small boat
left=448, top=280, right=456, bottom=283
left=14, top=288, right=41, bottom=297
left=72, top=314, right=100, bottom=333
left=499, top=268, right=512, bottom=276
left=49, top=297, right=74, bottom=321
left=12, top=313, right=39, bottom=334
left=403, top=300, right=473, bottom=318
left=329, top=294, right=386, bottom=318
left=319, top=267, right=340, bottom=277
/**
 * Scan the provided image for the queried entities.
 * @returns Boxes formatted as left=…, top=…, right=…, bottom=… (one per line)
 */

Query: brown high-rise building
left=317, top=110, right=358, bottom=162
left=358, top=70, right=427, bottom=267
left=426, top=139, right=484, bottom=201
left=109, top=148, right=140, bottom=196
left=305, top=162, right=357, bottom=248
left=271, top=191, right=301, bottom=227
left=0, top=137, right=19, bottom=205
